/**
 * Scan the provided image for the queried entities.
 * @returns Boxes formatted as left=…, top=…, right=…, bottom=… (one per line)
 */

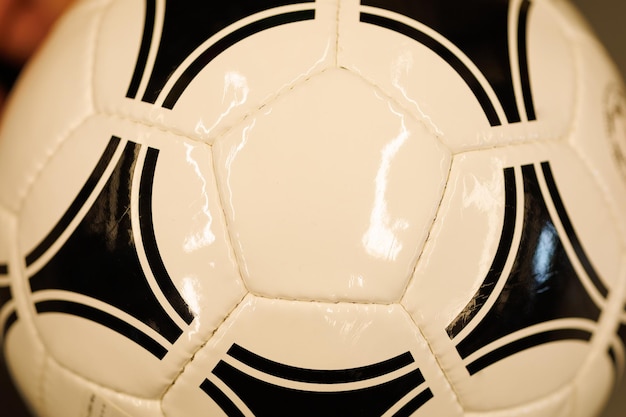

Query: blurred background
left=0, top=0, right=625, bottom=416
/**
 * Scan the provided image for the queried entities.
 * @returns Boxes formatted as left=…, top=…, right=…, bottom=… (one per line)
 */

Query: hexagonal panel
left=403, top=142, right=622, bottom=411
left=337, top=0, right=576, bottom=152
left=163, top=295, right=462, bottom=417
left=94, top=0, right=338, bottom=143
left=18, top=117, right=246, bottom=397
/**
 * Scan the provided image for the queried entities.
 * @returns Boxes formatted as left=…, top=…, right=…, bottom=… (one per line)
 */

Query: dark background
left=1, top=0, right=625, bottom=416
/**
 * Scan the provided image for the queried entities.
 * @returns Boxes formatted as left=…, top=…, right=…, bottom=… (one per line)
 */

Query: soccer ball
left=1, top=0, right=625, bottom=416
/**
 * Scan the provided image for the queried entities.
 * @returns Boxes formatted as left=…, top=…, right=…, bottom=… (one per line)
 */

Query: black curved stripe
left=393, top=388, right=434, bottom=417
left=360, top=12, right=501, bottom=126
left=607, top=346, right=618, bottom=373
left=200, top=379, right=246, bottom=417
left=141, top=0, right=314, bottom=104
left=447, top=167, right=517, bottom=338
left=163, top=10, right=315, bottom=109
left=227, top=343, right=415, bottom=384
left=362, top=0, right=524, bottom=124
left=25, top=136, right=122, bottom=266
left=518, top=0, right=535, bottom=121
left=126, top=0, right=156, bottom=99
left=139, top=148, right=194, bottom=324
left=2, top=310, right=17, bottom=339
left=0, top=265, right=9, bottom=313
left=615, top=322, right=626, bottom=375
left=540, top=162, right=609, bottom=298
left=211, top=360, right=427, bottom=417
left=35, top=300, right=168, bottom=359
left=466, top=328, right=592, bottom=375
left=0, top=284, right=11, bottom=312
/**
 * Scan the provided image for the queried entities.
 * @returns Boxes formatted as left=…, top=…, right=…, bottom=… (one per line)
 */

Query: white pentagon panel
left=337, top=0, right=576, bottom=152
left=95, top=0, right=338, bottom=143
left=17, top=116, right=245, bottom=397
left=162, top=295, right=462, bottom=417
left=403, top=142, right=622, bottom=410
left=212, top=68, right=450, bottom=303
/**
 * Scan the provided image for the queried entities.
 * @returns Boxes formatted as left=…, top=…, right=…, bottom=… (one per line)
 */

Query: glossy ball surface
left=0, top=0, right=625, bottom=416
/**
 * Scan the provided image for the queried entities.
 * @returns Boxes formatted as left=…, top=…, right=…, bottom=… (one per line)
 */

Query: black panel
left=540, top=162, right=608, bottom=298
left=447, top=168, right=517, bottom=338
left=25, top=136, right=122, bottom=266
left=455, top=164, right=601, bottom=363
left=466, top=328, right=592, bottom=375
left=205, top=359, right=430, bottom=417
left=227, top=343, right=415, bottom=384
left=36, top=300, right=167, bottom=359
left=200, top=379, right=246, bottom=417
left=362, top=0, right=523, bottom=124
left=29, top=142, right=183, bottom=347
left=0, top=264, right=7, bottom=275
left=517, top=0, right=536, bottom=121
left=140, top=0, right=314, bottom=104
left=162, top=10, right=315, bottom=109
left=139, top=148, right=194, bottom=324
left=393, top=388, right=434, bottom=417
left=360, top=12, right=501, bottom=126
